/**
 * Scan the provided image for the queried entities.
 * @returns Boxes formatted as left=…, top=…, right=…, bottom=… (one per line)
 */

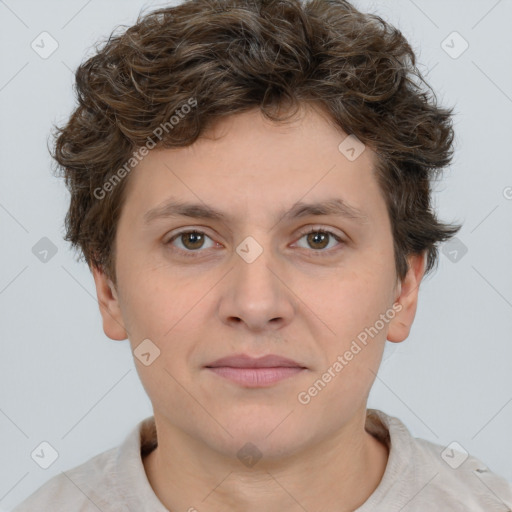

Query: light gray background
left=1, top=0, right=511, bottom=509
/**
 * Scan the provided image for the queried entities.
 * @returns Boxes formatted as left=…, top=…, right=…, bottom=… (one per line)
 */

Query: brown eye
left=166, top=230, right=216, bottom=257
left=306, top=231, right=330, bottom=250
left=295, top=228, right=344, bottom=253
left=180, top=231, right=205, bottom=250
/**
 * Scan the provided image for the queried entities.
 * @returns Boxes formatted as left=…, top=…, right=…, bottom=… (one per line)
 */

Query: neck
left=143, top=408, right=389, bottom=512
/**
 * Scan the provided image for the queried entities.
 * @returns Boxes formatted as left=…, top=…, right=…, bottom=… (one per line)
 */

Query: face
left=93, top=104, right=424, bottom=461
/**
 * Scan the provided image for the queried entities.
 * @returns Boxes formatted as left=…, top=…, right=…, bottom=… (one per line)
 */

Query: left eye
left=294, top=228, right=343, bottom=252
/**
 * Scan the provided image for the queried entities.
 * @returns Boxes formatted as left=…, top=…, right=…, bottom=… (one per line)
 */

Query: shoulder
left=11, top=445, right=121, bottom=512
left=367, top=409, right=512, bottom=511
left=414, top=436, right=512, bottom=510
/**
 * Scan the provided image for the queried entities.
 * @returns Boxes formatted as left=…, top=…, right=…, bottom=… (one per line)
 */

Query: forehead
left=120, top=105, right=385, bottom=227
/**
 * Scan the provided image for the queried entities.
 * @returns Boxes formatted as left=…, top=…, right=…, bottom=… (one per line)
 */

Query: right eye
left=165, top=229, right=218, bottom=257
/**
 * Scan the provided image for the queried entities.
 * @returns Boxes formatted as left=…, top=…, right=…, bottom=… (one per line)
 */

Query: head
left=52, top=0, right=460, bottom=460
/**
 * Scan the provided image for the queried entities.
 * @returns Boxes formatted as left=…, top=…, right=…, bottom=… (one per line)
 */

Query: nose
left=217, top=240, right=295, bottom=332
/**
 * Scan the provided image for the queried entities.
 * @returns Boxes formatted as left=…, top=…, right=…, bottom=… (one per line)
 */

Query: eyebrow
left=143, top=197, right=368, bottom=225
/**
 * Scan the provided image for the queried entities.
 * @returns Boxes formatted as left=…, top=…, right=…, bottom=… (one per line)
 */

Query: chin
left=207, top=417, right=307, bottom=462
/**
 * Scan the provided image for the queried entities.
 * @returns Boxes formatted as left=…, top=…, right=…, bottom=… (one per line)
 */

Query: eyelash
left=165, top=227, right=345, bottom=259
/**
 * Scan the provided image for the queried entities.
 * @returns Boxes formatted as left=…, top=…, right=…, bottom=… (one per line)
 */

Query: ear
left=387, top=251, right=427, bottom=343
left=91, top=264, right=128, bottom=341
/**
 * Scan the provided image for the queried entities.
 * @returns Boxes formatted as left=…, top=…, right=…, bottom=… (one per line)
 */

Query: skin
left=92, top=103, right=425, bottom=512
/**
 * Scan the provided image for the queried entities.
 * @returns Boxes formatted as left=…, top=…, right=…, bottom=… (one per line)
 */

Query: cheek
left=306, top=270, right=394, bottom=396
left=309, top=264, right=393, bottom=336
left=118, top=268, right=222, bottom=379
left=116, top=248, right=195, bottom=328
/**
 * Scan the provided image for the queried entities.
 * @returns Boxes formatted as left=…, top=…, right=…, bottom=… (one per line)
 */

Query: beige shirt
left=12, top=409, right=512, bottom=511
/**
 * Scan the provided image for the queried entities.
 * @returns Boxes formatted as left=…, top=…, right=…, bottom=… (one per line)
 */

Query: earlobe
left=386, top=251, right=427, bottom=343
left=91, top=264, right=128, bottom=341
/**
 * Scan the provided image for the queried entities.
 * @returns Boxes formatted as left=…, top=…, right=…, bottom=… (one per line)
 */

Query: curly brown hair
left=51, top=0, right=461, bottom=287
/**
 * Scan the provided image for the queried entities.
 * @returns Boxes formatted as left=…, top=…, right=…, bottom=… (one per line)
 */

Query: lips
left=205, top=353, right=306, bottom=369
left=205, top=354, right=307, bottom=387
